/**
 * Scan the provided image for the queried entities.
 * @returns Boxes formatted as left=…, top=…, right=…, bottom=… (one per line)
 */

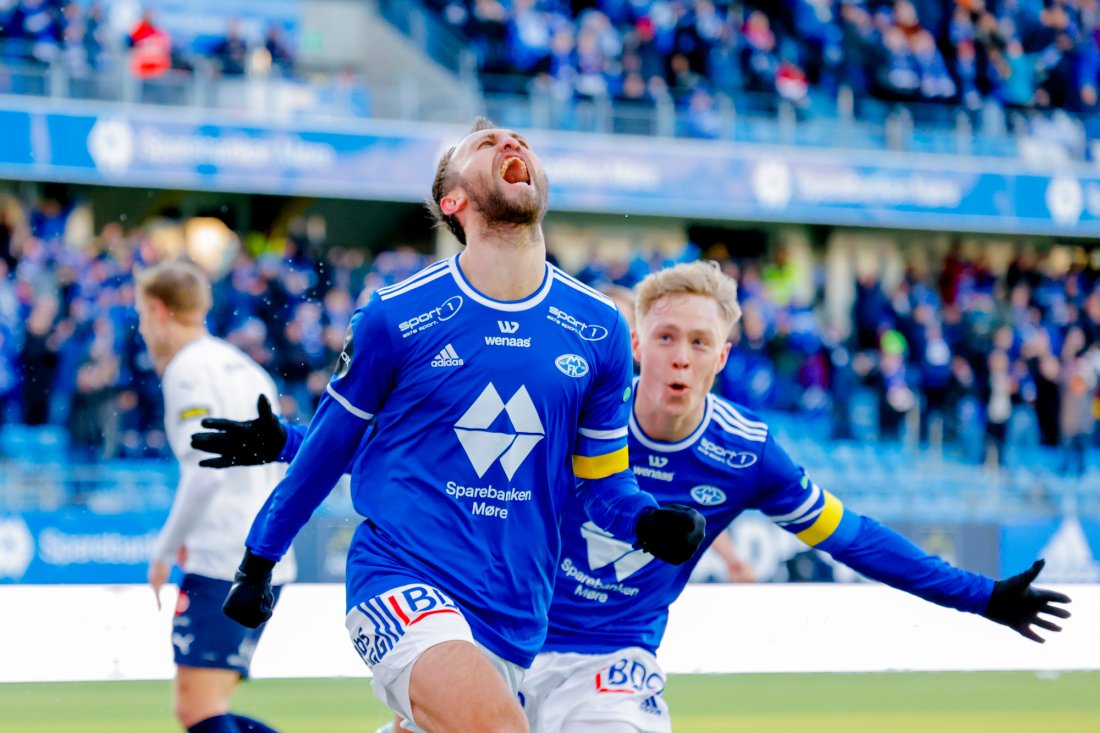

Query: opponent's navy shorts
left=172, top=573, right=283, bottom=677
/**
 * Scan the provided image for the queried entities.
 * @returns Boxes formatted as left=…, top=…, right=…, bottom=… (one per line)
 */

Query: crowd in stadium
left=1, top=189, right=1097, bottom=473
left=0, top=1, right=296, bottom=79
left=3, top=0, right=1100, bottom=138
left=430, top=0, right=1100, bottom=135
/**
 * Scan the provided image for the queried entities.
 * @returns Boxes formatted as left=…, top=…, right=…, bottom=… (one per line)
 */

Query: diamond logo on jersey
left=454, top=384, right=544, bottom=479
left=580, top=521, right=655, bottom=581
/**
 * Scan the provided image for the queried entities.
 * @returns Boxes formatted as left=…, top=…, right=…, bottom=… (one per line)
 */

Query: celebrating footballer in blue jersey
left=213, top=118, right=704, bottom=733
left=197, top=260, right=1072, bottom=733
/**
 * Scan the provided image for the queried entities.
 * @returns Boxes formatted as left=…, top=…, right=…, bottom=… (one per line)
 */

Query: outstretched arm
left=753, top=439, right=1070, bottom=642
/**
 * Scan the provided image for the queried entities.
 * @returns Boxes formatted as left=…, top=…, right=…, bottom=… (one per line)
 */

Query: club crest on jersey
left=555, top=354, right=589, bottom=378
left=334, top=324, right=355, bottom=379
left=690, top=485, right=727, bottom=506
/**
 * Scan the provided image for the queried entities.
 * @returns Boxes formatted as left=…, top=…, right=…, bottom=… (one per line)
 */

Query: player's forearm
left=152, top=467, right=221, bottom=564
left=577, top=470, right=659, bottom=541
left=829, top=515, right=994, bottom=614
left=246, top=395, right=367, bottom=560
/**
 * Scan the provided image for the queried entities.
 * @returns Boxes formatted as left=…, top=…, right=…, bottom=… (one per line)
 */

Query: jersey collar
left=628, top=391, right=714, bottom=453
left=447, top=254, right=554, bottom=311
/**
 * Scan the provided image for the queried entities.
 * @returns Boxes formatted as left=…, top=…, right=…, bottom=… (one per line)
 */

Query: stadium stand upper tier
left=2, top=0, right=1100, bottom=161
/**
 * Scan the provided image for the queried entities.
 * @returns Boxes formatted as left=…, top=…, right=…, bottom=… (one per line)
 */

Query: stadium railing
left=0, top=53, right=1077, bottom=161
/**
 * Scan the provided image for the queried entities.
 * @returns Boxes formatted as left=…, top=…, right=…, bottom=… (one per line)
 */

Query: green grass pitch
left=1, top=672, right=1097, bottom=732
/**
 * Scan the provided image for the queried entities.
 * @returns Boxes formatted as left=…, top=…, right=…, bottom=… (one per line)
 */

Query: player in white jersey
left=137, top=260, right=296, bottom=733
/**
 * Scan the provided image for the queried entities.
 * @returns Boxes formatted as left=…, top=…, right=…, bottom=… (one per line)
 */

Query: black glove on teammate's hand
left=190, top=395, right=287, bottom=468
left=633, top=504, right=706, bottom=565
left=982, top=559, right=1071, bottom=643
left=223, top=549, right=277, bottom=629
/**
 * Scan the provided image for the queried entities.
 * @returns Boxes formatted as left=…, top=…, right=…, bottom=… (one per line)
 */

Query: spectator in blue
left=211, top=17, right=249, bottom=76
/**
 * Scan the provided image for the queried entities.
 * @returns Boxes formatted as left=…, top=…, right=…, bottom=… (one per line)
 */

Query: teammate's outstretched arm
left=754, top=440, right=1071, bottom=642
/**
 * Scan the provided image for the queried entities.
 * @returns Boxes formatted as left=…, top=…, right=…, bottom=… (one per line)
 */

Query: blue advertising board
left=1000, top=516, right=1100, bottom=582
left=2, top=97, right=1100, bottom=235
left=0, top=511, right=167, bottom=584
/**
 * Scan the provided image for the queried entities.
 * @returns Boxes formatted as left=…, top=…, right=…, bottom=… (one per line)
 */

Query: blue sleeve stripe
left=578, top=426, right=628, bottom=440
left=325, top=384, right=374, bottom=421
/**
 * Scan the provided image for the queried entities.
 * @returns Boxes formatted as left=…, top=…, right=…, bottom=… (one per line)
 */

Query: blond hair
left=135, top=259, right=212, bottom=324
left=635, top=260, right=741, bottom=331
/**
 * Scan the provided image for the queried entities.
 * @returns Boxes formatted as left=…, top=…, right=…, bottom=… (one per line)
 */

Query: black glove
left=982, top=559, right=1071, bottom=643
left=633, top=504, right=706, bottom=565
left=223, top=549, right=277, bottom=629
left=191, top=395, right=287, bottom=468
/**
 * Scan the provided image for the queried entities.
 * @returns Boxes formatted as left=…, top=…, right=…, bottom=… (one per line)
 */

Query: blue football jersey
left=246, top=255, right=657, bottom=667
left=543, top=390, right=994, bottom=655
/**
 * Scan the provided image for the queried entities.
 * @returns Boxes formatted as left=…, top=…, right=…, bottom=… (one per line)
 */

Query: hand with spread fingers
left=190, top=394, right=287, bottom=468
left=982, top=559, right=1072, bottom=643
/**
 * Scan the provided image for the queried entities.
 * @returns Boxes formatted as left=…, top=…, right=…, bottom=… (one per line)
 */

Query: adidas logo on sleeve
left=431, top=344, right=464, bottom=368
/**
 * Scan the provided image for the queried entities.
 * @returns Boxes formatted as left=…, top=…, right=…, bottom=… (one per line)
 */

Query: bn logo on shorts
left=350, top=584, right=460, bottom=667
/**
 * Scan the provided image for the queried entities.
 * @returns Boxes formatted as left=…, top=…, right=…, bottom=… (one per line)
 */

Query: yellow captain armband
left=796, top=491, right=845, bottom=547
left=572, top=446, right=629, bottom=480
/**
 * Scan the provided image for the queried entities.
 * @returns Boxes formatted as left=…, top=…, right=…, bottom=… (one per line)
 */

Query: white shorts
left=345, top=583, right=523, bottom=731
left=521, top=648, right=670, bottom=733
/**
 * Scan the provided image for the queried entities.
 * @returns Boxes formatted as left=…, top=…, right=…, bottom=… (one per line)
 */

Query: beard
left=468, top=168, right=550, bottom=227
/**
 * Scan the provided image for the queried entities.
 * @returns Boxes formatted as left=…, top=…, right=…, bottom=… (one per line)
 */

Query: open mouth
left=500, top=156, right=531, bottom=185
left=668, top=382, right=688, bottom=394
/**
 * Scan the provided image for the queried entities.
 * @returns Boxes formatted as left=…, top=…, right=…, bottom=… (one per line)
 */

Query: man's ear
left=440, top=190, right=466, bottom=217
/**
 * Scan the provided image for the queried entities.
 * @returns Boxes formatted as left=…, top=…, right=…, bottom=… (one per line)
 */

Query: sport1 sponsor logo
left=546, top=306, right=609, bottom=341
left=399, top=296, right=463, bottom=337
left=697, top=438, right=758, bottom=469
left=555, top=354, right=589, bottom=378
left=690, top=485, right=727, bottom=506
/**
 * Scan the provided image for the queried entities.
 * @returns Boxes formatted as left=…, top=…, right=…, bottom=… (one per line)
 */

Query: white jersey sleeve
left=153, top=336, right=296, bottom=584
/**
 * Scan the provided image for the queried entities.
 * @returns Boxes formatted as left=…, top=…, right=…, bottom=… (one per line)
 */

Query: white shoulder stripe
left=376, top=260, right=449, bottom=294
left=551, top=272, right=617, bottom=310
left=712, top=401, right=768, bottom=431
left=766, top=482, right=822, bottom=523
left=711, top=414, right=768, bottom=442
left=326, top=384, right=374, bottom=420
left=712, top=403, right=768, bottom=436
left=578, top=426, right=628, bottom=440
left=378, top=268, right=451, bottom=300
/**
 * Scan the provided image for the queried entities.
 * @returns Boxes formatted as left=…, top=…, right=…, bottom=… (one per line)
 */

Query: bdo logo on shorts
left=594, top=656, right=665, bottom=696
left=350, top=584, right=460, bottom=667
